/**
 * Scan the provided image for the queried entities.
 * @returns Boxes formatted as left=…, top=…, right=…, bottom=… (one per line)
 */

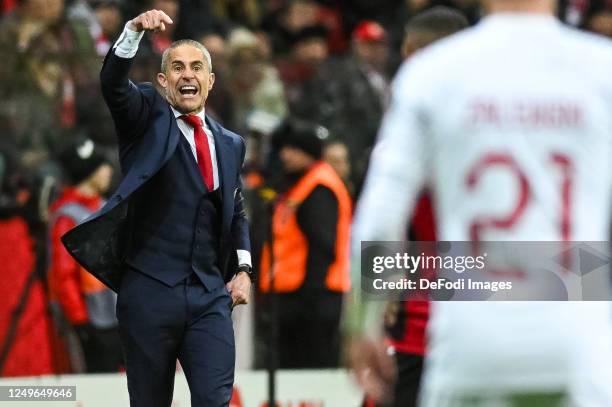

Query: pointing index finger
left=158, top=10, right=174, bottom=25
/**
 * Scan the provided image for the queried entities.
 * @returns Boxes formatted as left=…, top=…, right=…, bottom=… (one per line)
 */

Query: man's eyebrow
left=171, top=60, right=185, bottom=66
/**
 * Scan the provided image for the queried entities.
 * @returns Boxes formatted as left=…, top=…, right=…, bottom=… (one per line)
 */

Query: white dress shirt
left=112, top=24, right=251, bottom=268
left=170, top=106, right=220, bottom=191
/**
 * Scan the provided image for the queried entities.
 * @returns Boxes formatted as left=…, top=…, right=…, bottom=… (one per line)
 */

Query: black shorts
left=393, top=352, right=423, bottom=407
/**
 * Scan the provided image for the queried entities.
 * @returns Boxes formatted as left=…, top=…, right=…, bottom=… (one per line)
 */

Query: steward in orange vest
left=48, top=139, right=122, bottom=373
left=260, top=161, right=352, bottom=293
left=260, top=121, right=351, bottom=368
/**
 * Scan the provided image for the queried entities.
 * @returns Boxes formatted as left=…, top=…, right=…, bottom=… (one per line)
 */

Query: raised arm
left=100, top=10, right=173, bottom=142
left=346, top=60, right=431, bottom=401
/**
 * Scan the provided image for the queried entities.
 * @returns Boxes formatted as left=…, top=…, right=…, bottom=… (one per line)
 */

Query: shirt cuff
left=113, top=22, right=144, bottom=59
left=237, top=250, right=251, bottom=268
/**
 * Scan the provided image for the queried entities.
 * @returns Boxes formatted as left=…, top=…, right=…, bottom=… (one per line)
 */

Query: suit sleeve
left=230, top=137, right=251, bottom=256
left=99, top=43, right=154, bottom=144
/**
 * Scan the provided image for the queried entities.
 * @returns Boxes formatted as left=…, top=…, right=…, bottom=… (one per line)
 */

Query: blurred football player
left=350, top=0, right=612, bottom=405
left=360, top=7, right=469, bottom=407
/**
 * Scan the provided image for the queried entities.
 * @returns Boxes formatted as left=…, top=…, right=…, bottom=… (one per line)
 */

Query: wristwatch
left=237, top=264, right=255, bottom=283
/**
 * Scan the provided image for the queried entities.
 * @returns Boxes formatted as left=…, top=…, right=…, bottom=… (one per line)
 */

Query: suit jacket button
left=140, top=173, right=149, bottom=180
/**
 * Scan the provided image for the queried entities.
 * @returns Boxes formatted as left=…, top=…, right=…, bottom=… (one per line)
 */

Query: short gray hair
left=160, top=39, right=213, bottom=74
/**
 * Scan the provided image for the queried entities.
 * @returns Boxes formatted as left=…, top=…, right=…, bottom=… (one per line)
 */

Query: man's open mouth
left=179, top=85, right=198, bottom=96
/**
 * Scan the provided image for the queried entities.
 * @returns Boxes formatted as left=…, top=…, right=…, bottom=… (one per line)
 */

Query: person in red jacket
left=48, top=138, right=122, bottom=373
left=0, top=141, right=56, bottom=376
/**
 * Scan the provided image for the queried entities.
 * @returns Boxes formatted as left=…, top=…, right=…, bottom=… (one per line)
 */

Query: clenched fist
left=127, top=9, right=173, bottom=32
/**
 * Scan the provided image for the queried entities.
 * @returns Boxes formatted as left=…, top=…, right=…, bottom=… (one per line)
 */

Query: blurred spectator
left=241, top=115, right=283, bottom=365
left=228, top=27, right=287, bottom=134
left=0, top=142, right=56, bottom=377
left=48, top=138, right=122, bottom=373
left=263, top=0, right=321, bottom=55
left=259, top=120, right=351, bottom=368
left=1, top=0, right=17, bottom=15
left=559, top=0, right=588, bottom=25
left=582, top=0, right=612, bottom=37
left=202, top=32, right=230, bottom=74
left=0, top=0, right=109, bottom=174
left=334, top=0, right=400, bottom=32
left=352, top=21, right=391, bottom=75
left=276, top=23, right=329, bottom=113
left=210, top=0, right=263, bottom=30
left=174, top=0, right=219, bottom=40
left=300, top=21, right=390, bottom=199
left=253, top=28, right=273, bottom=60
left=323, top=140, right=352, bottom=193
left=244, top=110, right=283, bottom=174
left=262, top=0, right=345, bottom=53
left=277, top=23, right=329, bottom=81
left=67, top=0, right=103, bottom=53
left=200, top=32, right=235, bottom=126
left=90, top=0, right=123, bottom=56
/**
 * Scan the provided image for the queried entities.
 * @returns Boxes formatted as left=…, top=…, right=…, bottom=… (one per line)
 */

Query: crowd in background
left=1, top=0, right=611, bottom=377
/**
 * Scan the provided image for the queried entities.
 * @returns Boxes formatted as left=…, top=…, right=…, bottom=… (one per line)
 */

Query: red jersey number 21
left=465, top=152, right=573, bottom=242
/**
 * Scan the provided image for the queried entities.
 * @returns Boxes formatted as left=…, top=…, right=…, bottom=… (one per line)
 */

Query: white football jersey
left=353, top=14, right=612, bottom=404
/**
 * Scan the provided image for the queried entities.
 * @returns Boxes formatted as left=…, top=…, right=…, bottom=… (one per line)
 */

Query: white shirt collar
left=170, top=106, right=206, bottom=124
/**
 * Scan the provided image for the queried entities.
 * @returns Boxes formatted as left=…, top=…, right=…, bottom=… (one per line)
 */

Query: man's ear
left=157, top=72, right=168, bottom=89
left=208, top=72, right=215, bottom=91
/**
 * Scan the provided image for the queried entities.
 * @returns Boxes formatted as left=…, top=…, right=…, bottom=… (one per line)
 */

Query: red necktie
left=180, top=114, right=214, bottom=191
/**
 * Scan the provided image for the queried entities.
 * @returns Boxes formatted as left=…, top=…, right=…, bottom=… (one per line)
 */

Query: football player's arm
left=348, top=61, right=430, bottom=338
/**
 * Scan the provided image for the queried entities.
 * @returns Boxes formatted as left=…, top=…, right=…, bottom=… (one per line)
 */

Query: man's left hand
left=348, top=336, right=397, bottom=403
left=226, top=271, right=251, bottom=308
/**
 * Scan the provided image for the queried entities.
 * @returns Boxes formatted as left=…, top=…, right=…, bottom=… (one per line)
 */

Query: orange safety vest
left=47, top=264, right=109, bottom=301
left=260, top=161, right=352, bottom=293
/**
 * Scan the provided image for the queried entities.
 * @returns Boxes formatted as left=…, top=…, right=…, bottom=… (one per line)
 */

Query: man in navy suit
left=61, top=9, right=252, bottom=407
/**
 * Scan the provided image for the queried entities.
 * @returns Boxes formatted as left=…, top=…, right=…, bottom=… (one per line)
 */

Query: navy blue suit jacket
left=61, top=51, right=250, bottom=292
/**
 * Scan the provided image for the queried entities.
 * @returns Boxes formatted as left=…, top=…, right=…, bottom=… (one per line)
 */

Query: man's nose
left=182, top=67, right=195, bottom=79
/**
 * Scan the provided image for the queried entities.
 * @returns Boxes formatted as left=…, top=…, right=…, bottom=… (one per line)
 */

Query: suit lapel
left=206, top=116, right=233, bottom=193
left=166, top=111, right=182, bottom=164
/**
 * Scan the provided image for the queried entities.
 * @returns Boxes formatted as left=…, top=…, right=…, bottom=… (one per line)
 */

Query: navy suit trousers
left=116, top=267, right=235, bottom=407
